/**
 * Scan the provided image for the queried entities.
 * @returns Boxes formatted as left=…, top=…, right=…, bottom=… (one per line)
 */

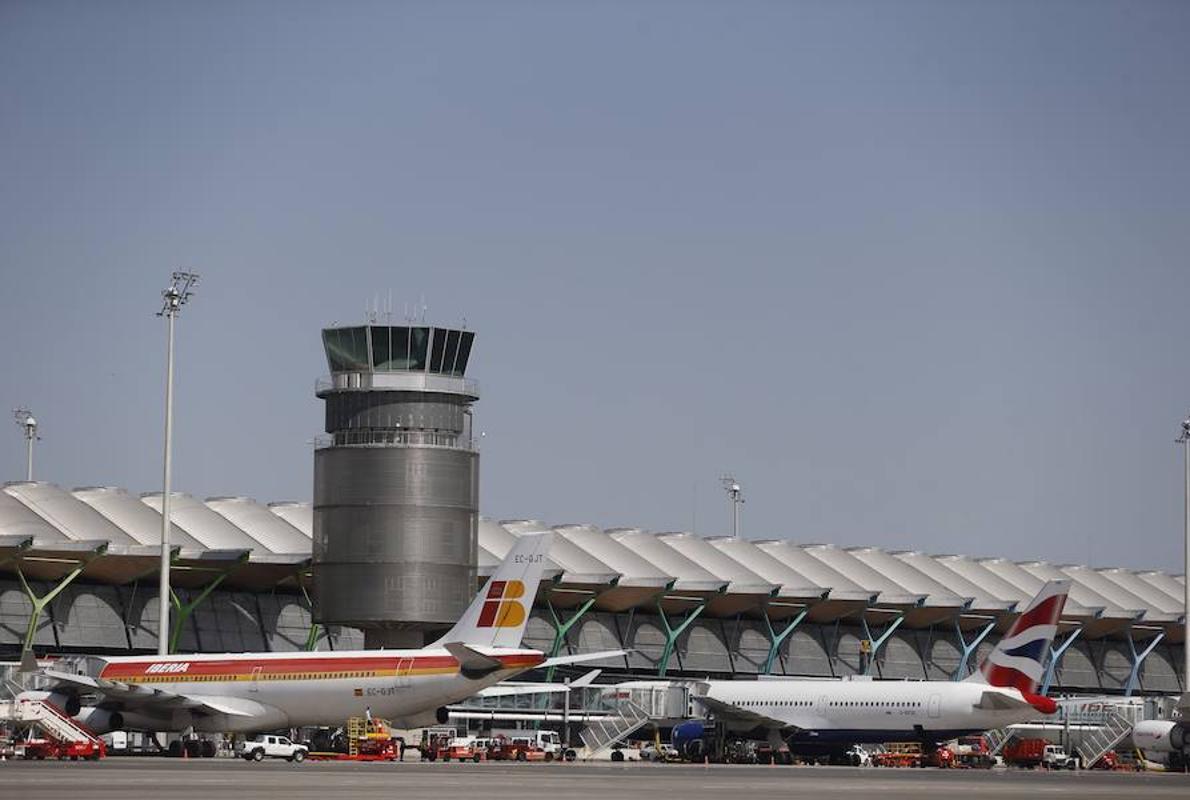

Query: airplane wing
left=692, top=694, right=791, bottom=730
left=477, top=669, right=601, bottom=698
left=973, top=689, right=1034, bottom=712
left=40, top=669, right=255, bottom=717
left=538, top=650, right=628, bottom=669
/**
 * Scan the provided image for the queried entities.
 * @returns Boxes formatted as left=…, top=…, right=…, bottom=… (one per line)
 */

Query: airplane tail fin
left=967, top=579, right=1069, bottom=697
left=430, top=533, right=551, bottom=650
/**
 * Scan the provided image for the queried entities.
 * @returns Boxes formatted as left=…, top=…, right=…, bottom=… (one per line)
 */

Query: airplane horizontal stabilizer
left=538, top=650, right=629, bottom=669
left=444, top=642, right=505, bottom=679
left=477, top=670, right=602, bottom=698
left=973, top=689, right=1033, bottom=712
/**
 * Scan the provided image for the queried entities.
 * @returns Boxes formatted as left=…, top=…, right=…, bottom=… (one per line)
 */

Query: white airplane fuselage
left=701, top=678, right=1051, bottom=745
left=93, top=647, right=544, bottom=733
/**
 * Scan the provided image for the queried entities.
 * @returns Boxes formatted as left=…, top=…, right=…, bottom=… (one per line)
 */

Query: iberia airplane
left=27, top=534, right=617, bottom=733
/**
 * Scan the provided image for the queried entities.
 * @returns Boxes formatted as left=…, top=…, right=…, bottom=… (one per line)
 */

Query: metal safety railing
left=983, top=727, right=1015, bottom=756
left=578, top=700, right=651, bottom=759
left=313, top=430, right=478, bottom=451
left=6, top=698, right=103, bottom=747
left=1074, top=711, right=1135, bottom=768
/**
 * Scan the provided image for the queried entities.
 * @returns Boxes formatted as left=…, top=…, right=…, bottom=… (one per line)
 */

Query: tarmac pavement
left=2, top=757, right=1187, bottom=800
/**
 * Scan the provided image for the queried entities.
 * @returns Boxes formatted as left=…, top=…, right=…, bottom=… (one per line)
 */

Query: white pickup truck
left=236, top=734, right=308, bottom=763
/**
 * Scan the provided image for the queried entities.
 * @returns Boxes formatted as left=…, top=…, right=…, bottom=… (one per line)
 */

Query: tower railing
left=313, top=430, right=479, bottom=451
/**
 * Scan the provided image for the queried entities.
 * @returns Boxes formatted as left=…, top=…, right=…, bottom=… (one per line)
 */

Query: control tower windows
left=430, top=328, right=449, bottom=373
left=453, top=332, right=474, bottom=376
left=322, top=327, right=370, bottom=372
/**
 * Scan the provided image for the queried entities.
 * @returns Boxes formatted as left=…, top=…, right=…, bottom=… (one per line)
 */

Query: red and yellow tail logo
left=477, top=580, right=526, bottom=628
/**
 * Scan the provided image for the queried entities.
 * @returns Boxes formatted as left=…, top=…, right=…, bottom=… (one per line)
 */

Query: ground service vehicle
left=445, top=736, right=485, bottom=762
left=639, top=742, right=680, bottom=762
left=1003, top=738, right=1074, bottom=769
left=237, top=734, right=308, bottom=763
left=954, top=735, right=996, bottom=768
left=489, top=728, right=565, bottom=760
left=419, top=727, right=457, bottom=761
left=487, top=735, right=547, bottom=762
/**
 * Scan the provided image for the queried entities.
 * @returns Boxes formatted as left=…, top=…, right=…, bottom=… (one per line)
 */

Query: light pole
left=721, top=474, right=745, bottom=539
left=1178, top=418, right=1190, bottom=709
left=12, top=408, right=38, bottom=481
left=156, top=271, right=198, bottom=655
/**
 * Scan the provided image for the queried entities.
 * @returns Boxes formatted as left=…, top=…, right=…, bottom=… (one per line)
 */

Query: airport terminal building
left=0, top=481, right=1184, bottom=697
left=2, top=322, right=1185, bottom=698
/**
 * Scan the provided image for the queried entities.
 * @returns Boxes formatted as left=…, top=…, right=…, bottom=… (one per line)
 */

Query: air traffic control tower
left=313, top=324, right=479, bottom=648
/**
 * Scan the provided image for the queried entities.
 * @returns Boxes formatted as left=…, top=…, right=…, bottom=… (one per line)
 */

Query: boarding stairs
left=1074, top=710, right=1134, bottom=769
left=2, top=697, right=104, bottom=749
left=982, top=726, right=1015, bottom=756
left=578, top=699, right=651, bottom=759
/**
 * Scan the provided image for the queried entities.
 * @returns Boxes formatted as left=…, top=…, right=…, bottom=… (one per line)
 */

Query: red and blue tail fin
left=968, top=579, right=1069, bottom=697
left=429, top=533, right=550, bottom=650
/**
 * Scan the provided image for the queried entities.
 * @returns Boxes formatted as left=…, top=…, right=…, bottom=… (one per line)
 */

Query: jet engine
left=74, top=707, right=125, bottom=734
left=671, top=720, right=713, bottom=761
left=1132, top=719, right=1188, bottom=754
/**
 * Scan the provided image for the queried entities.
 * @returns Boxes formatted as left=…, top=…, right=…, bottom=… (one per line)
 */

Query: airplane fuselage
left=94, top=647, right=544, bottom=733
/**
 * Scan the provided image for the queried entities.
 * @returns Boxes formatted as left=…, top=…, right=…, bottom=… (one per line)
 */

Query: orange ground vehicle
left=871, top=743, right=922, bottom=767
left=445, top=737, right=486, bottom=762
left=419, top=727, right=456, bottom=762
left=18, top=736, right=106, bottom=761
left=308, top=717, right=402, bottom=762
left=486, top=735, right=548, bottom=762
left=871, top=742, right=954, bottom=768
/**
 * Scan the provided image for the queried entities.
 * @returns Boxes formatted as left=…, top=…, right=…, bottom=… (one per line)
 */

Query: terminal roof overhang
left=0, top=481, right=1184, bottom=641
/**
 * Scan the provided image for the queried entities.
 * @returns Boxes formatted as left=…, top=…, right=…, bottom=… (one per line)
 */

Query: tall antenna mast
left=13, top=408, right=39, bottom=481
left=721, top=474, right=745, bottom=539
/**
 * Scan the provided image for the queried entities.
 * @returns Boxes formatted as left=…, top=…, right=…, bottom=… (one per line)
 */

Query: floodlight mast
left=721, top=474, right=745, bottom=539
left=1178, top=417, right=1190, bottom=711
left=156, top=271, right=198, bottom=655
left=13, top=408, right=38, bottom=481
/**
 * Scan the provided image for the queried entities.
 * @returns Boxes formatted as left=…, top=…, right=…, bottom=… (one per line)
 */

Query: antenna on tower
left=13, top=408, right=39, bottom=482
left=721, top=474, right=745, bottom=539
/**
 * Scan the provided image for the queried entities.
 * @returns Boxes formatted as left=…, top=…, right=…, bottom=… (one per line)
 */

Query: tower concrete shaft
left=313, top=324, right=479, bottom=648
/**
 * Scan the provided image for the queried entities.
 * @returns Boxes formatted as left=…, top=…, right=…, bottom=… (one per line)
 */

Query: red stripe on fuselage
left=99, top=652, right=543, bottom=680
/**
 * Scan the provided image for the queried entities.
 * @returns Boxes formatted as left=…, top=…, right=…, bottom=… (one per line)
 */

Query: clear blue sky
left=2, top=1, right=1188, bottom=570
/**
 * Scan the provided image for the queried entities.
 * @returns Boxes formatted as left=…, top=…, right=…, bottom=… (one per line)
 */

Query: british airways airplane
left=24, top=534, right=618, bottom=734
left=673, top=580, right=1070, bottom=757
